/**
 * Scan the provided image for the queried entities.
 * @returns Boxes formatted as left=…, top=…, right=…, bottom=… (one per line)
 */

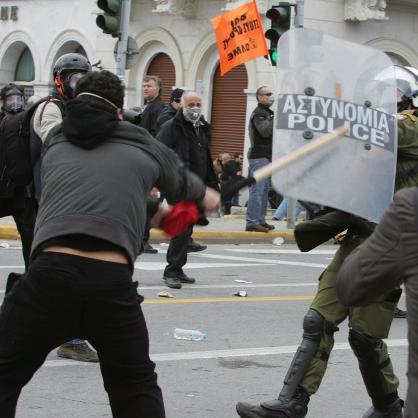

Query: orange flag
left=211, top=0, right=268, bottom=76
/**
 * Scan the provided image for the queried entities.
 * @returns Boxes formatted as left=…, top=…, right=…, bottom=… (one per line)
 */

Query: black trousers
left=164, top=225, right=193, bottom=277
left=0, top=252, right=165, bottom=418
left=0, top=196, right=36, bottom=269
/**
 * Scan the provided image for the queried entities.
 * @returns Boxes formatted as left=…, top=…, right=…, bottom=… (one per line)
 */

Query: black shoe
left=245, top=224, right=269, bottom=233
left=362, top=398, right=404, bottom=418
left=394, top=308, right=407, bottom=318
left=272, top=217, right=281, bottom=221
left=237, top=390, right=309, bottom=418
left=143, top=242, right=158, bottom=254
left=163, top=276, right=182, bottom=289
left=179, top=273, right=196, bottom=284
left=262, top=223, right=275, bottom=230
left=187, top=242, right=207, bottom=253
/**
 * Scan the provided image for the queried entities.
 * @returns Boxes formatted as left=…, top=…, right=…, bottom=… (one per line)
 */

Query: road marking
left=140, top=283, right=318, bottom=290
left=134, top=262, right=276, bottom=271
left=142, top=296, right=314, bottom=304
left=191, top=253, right=327, bottom=269
left=225, top=249, right=337, bottom=255
left=41, top=338, right=408, bottom=367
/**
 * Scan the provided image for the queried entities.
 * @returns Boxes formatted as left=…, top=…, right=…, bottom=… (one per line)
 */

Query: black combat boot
left=362, top=398, right=404, bottom=418
left=236, top=389, right=309, bottom=418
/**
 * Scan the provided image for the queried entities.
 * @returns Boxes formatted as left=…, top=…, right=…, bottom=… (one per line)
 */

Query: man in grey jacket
left=0, top=70, right=220, bottom=418
left=336, top=187, right=418, bottom=418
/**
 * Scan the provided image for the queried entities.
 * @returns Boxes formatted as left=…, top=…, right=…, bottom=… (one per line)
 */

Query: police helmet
left=53, top=53, right=92, bottom=99
left=393, top=66, right=418, bottom=108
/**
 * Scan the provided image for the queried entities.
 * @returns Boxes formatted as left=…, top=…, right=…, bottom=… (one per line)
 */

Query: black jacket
left=156, top=111, right=219, bottom=192
left=139, top=96, right=165, bottom=137
left=156, top=104, right=177, bottom=134
left=0, top=111, right=29, bottom=198
left=248, top=103, right=274, bottom=160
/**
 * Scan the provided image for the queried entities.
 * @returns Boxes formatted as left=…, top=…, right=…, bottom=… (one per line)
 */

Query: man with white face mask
left=245, top=86, right=275, bottom=233
left=156, top=91, right=219, bottom=289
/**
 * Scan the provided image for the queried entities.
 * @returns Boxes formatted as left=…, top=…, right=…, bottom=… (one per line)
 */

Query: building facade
left=1, top=0, right=418, bottom=162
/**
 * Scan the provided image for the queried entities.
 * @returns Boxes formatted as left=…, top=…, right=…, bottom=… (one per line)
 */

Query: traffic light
left=96, top=0, right=122, bottom=37
left=265, top=2, right=291, bottom=66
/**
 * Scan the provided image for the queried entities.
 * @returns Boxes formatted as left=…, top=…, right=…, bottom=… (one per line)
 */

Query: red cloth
left=159, top=201, right=200, bottom=237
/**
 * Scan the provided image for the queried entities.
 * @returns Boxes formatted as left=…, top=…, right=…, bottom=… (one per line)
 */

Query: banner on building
left=211, top=0, right=268, bottom=76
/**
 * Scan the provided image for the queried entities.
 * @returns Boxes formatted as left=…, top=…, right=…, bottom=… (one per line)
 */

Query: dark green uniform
left=296, top=110, right=418, bottom=403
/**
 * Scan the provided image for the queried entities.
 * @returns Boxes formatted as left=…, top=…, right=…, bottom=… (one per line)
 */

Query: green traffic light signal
left=265, top=2, right=291, bottom=66
left=271, top=49, right=278, bottom=65
left=96, top=0, right=122, bottom=36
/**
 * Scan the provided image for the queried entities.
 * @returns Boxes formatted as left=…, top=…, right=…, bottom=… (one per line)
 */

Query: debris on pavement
left=158, top=291, right=175, bottom=298
left=234, top=279, right=252, bottom=284
left=233, top=291, right=248, bottom=297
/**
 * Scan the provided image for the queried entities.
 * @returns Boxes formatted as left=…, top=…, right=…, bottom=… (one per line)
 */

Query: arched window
left=14, top=47, right=35, bottom=81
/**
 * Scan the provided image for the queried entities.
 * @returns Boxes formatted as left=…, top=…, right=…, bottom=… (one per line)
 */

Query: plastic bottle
left=174, top=328, right=208, bottom=341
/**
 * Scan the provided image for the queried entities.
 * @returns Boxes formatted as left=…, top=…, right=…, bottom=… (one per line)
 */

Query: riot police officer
left=236, top=66, right=418, bottom=418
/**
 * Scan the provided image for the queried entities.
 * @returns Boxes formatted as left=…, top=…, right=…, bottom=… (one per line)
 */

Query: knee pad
left=302, top=309, right=324, bottom=342
left=348, top=329, right=374, bottom=359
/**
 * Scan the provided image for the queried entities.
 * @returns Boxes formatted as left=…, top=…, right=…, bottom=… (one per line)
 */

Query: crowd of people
left=1, top=52, right=418, bottom=418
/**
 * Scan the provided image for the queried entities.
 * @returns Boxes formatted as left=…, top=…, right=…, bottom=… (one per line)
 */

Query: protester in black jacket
left=155, top=88, right=183, bottom=134
left=138, top=75, right=165, bottom=254
left=0, top=84, right=35, bottom=269
left=139, top=75, right=165, bottom=138
left=157, top=91, right=219, bottom=289
left=0, top=70, right=220, bottom=418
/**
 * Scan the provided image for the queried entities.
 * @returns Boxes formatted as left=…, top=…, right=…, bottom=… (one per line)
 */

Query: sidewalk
left=0, top=215, right=296, bottom=244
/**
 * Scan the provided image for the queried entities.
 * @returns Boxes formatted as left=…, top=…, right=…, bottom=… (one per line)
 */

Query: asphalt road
left=0, top=241, right=408, bottom=418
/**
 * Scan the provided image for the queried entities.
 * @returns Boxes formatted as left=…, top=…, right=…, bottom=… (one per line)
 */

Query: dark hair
left=143, top=75, right=162, bottom=96
left=170, top=88, right=184, bottom=102
left=74, top=70, right=124, bottom=108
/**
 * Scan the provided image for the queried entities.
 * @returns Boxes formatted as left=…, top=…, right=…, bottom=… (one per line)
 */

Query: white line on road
left=41, top=338, right=408, bottom=367
left=133, top=262, right=277, bottom=271
left=225, top=249, right=337, bottom=255
left=190, top=253, right=327, bottom=269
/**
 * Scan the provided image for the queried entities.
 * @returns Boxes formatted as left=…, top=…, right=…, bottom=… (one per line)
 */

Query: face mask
left=267, top=95, right=275, bottom=107
left=4, top=93, right=24, bottom=113
left=183, top=106, right=202, bottom=124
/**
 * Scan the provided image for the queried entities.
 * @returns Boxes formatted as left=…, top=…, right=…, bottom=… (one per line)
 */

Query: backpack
left=23, top=95, right=65, bottom=199
left=0, top=110, right=32, bottom=188
left=0, top=95, right=65, bottom=193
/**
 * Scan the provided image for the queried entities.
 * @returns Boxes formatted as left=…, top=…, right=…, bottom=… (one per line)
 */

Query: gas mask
left=3, top=90, right=24, bottom=113
left=58, top=71, right=87, bottom=99
left=183, top=106, right=202, bottom=124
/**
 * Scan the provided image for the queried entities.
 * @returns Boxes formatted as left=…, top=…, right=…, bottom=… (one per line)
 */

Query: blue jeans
left=274, top=197, right=303, bottom=219
left=246, top=158, right=270, bottom=227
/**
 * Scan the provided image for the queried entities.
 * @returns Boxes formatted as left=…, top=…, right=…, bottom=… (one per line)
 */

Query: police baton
left=221, top=126, right=349, bottom=199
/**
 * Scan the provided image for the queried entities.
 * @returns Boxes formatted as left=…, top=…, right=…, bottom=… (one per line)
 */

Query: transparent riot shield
left=272, top=28, right=397, bottom=222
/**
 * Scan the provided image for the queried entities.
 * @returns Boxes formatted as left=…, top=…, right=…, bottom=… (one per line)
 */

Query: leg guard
left=349, top=329, right=397, bottom=411
left=278, top=309, right=324, bottom=401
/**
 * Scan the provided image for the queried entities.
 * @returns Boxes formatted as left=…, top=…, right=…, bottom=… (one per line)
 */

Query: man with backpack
left=25, top=53, right=98, bottom=363
left=0, top=84, right=35, bottom=269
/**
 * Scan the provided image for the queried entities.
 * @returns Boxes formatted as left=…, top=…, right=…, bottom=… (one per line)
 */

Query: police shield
left=272, top=28, right=397, bottom=222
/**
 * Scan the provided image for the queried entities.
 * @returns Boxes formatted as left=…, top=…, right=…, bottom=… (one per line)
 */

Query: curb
left=0, top=225, right=295, bottom=244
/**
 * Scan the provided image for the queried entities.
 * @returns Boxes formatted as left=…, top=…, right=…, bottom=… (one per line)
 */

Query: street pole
left=115, top=0, right=131, bottom=80
left=294, top=0, right=305, bottom=28
left=286, top=0, right=304, bottom=229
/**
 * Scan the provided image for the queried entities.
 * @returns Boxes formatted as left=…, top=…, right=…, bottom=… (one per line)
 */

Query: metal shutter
left=210, top=63, right=248, bottom=159
left=147, top=53, right=176, bottom=105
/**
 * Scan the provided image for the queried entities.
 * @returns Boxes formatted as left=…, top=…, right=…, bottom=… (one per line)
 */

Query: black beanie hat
left=170, top=88, right=184, bottom=102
